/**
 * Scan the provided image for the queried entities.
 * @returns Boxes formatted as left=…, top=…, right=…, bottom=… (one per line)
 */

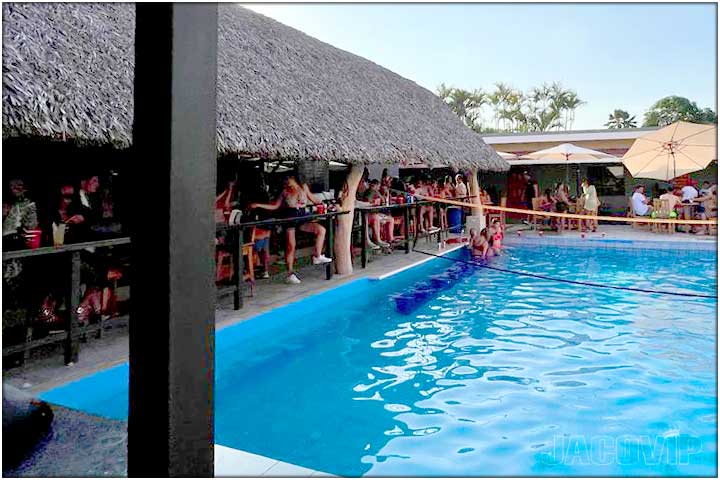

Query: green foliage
left=436, top=83, right=486, bottom=132
left=643, top=96, right=717, bottom=127
left=605, top=109, right=637, bottom=129
left=437, top=81, right=584, bottom=133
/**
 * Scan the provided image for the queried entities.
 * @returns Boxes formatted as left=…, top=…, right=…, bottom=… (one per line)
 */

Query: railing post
left=412, top=203, right=421, bottom=250
left=64, top=251, right=81, bottom=365
left=361, top=211, right=368, bottom=268
left=404, top=205, right=410, bottom=254
left=325, top=215, right=334, bottom=280
left=435, top=202, right=442, bottom=244
left=233, top=227, right=244, bottom=310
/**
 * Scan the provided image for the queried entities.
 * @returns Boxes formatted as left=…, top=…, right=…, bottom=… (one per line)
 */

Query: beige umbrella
left=622, top=121, right=717, bottom=181
left=525, top=143, right=616, bottom=194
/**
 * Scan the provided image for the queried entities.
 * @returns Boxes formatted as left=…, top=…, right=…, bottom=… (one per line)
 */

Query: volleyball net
left=410, top=194, right=718, bottom=227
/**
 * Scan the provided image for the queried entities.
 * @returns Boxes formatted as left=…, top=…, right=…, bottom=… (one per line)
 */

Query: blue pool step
left=392, top=260, right=478, bottom=315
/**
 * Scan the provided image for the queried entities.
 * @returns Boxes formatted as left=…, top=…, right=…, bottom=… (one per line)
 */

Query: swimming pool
left=41, top=242, right=717, bottom=476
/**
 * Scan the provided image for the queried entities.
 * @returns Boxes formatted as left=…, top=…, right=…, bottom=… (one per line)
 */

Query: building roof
left=482, top=127, right=661, bottom=145
left=2, top=3, right=507, bottom=171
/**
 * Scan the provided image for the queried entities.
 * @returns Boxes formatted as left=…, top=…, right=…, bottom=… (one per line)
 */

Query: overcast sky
left=243, top=3, right=717, bottom=130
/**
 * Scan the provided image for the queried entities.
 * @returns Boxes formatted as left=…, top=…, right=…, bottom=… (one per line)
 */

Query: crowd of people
left=631, top=180, right=718, bottom=234
left=355, top=168, right=493, bottom=250
left=3, top=174, right=125, bottom=333
left=214, top=168, right=494, bottom=285
left=520, top=171, right=600, bottom=232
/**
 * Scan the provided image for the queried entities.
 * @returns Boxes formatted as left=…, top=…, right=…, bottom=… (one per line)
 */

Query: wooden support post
left=361, top=211, right=368, bottom=268
left=325, top=216, right=334, bottom=280
left=129, top=4, right=217, bottom=477
left=64, top=251, right=81, bottom=365
left=404, top=205, right=410, bottom=254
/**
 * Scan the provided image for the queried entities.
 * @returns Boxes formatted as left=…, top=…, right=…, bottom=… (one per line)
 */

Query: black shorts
left=284, top=207, right=308, bottom=229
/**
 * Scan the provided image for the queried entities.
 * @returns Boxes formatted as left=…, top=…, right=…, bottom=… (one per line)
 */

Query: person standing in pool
left=250, top=174, right=331, bottom=284
left=469, top=228, right=493, bottom=258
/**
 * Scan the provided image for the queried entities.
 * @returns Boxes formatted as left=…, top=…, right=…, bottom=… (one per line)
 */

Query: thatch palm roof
left=3, top=3, right=507, bottom=171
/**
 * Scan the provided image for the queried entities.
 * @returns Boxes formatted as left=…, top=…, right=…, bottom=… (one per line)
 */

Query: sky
left=242, top=2, right=717, bottom=130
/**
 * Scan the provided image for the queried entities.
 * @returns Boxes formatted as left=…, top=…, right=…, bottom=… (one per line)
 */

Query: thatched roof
left=2, top=3, right=507, bottom=170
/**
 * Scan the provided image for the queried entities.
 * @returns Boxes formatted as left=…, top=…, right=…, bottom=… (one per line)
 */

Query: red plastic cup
left=24, top=229, right=42, bottom=249
left=317, top=203, right=326, bottom=215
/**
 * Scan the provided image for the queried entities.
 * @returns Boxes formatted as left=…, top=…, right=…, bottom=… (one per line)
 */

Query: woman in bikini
left=490, top=219, right=504, bottom=255
left=251, top=174, right=331, bottom=284
left=469, top=228, right=493, bottom=258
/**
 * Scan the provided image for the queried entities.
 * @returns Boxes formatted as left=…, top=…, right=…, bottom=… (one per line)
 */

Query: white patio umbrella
left=622, top=121, right=717, bottom=181
left=525, top=143, right=616, bottom=195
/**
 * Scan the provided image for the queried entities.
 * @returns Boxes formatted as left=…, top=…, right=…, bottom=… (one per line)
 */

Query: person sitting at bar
left=540, top=188, right=556, bottom=212
left=480, top=187, right=492, bottom=205
left=553, top=182, right=571, bottom=230
left=415, top=178, right=437, bottom=233
left=75, top=174, right=106, bottom=241
left=215, top=178, right=240, bottom=224
left=46, top=183, right=86, bottom=245
left=699, top=181, right=712, bottom=197
left=3, top=178, right=39, bottom=249
left=691, top=186, right=717, bottom=235
left=631, top=185, right=653, bottom=217
left=250, top=174, right=331, bottom=285
left=380, top=168, right=393, bottom=199
left=437, top=178, right=452, bottom=230
left=364, top=179, right=394, bottom=247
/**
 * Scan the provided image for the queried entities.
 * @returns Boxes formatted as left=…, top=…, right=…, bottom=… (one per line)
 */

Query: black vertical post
left=435, top=203, right=442, bottom=244
left=412, top=203, right=420, bottom=250
left=361, top=211, right=368, bottom=268
left=64, top=251, right=81, bottom=365
left=325, top=216, right=334, bottom=280
left=234, top=227, right=244, bottom=310
left=404, top=205, right=410, bottom=254
left=129, top=4, right=217, bottom=477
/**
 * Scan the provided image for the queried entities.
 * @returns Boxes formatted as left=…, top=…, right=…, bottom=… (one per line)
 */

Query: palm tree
left=490, top=82, right=513, bottom=130
left=562, top=91, right=584, bottom=130
left=605, top=109, right=637, bottom=129
left=436, top=85, right=487, bottom=131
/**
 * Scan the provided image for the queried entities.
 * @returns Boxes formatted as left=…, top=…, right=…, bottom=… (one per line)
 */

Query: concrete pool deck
left=3, top=224, right=715, bottom=477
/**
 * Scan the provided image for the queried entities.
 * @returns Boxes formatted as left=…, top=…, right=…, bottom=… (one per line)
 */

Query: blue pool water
left=41, top=242, right=717, bottom=476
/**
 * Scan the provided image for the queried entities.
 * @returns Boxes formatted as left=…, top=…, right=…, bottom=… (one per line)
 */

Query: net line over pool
left=411, top=248, right=718, bottom=299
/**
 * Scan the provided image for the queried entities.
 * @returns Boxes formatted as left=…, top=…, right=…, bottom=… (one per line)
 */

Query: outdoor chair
left=652, top=199, right=674, bottom=235
left=627, top=198, right=652, bottom=230
left=530, top=198, right=549, bottom=231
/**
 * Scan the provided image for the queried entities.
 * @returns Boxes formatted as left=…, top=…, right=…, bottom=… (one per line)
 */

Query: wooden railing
left=3, top=237, right=131, bottom=365
left=216, top=210, right=349, bottom=309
